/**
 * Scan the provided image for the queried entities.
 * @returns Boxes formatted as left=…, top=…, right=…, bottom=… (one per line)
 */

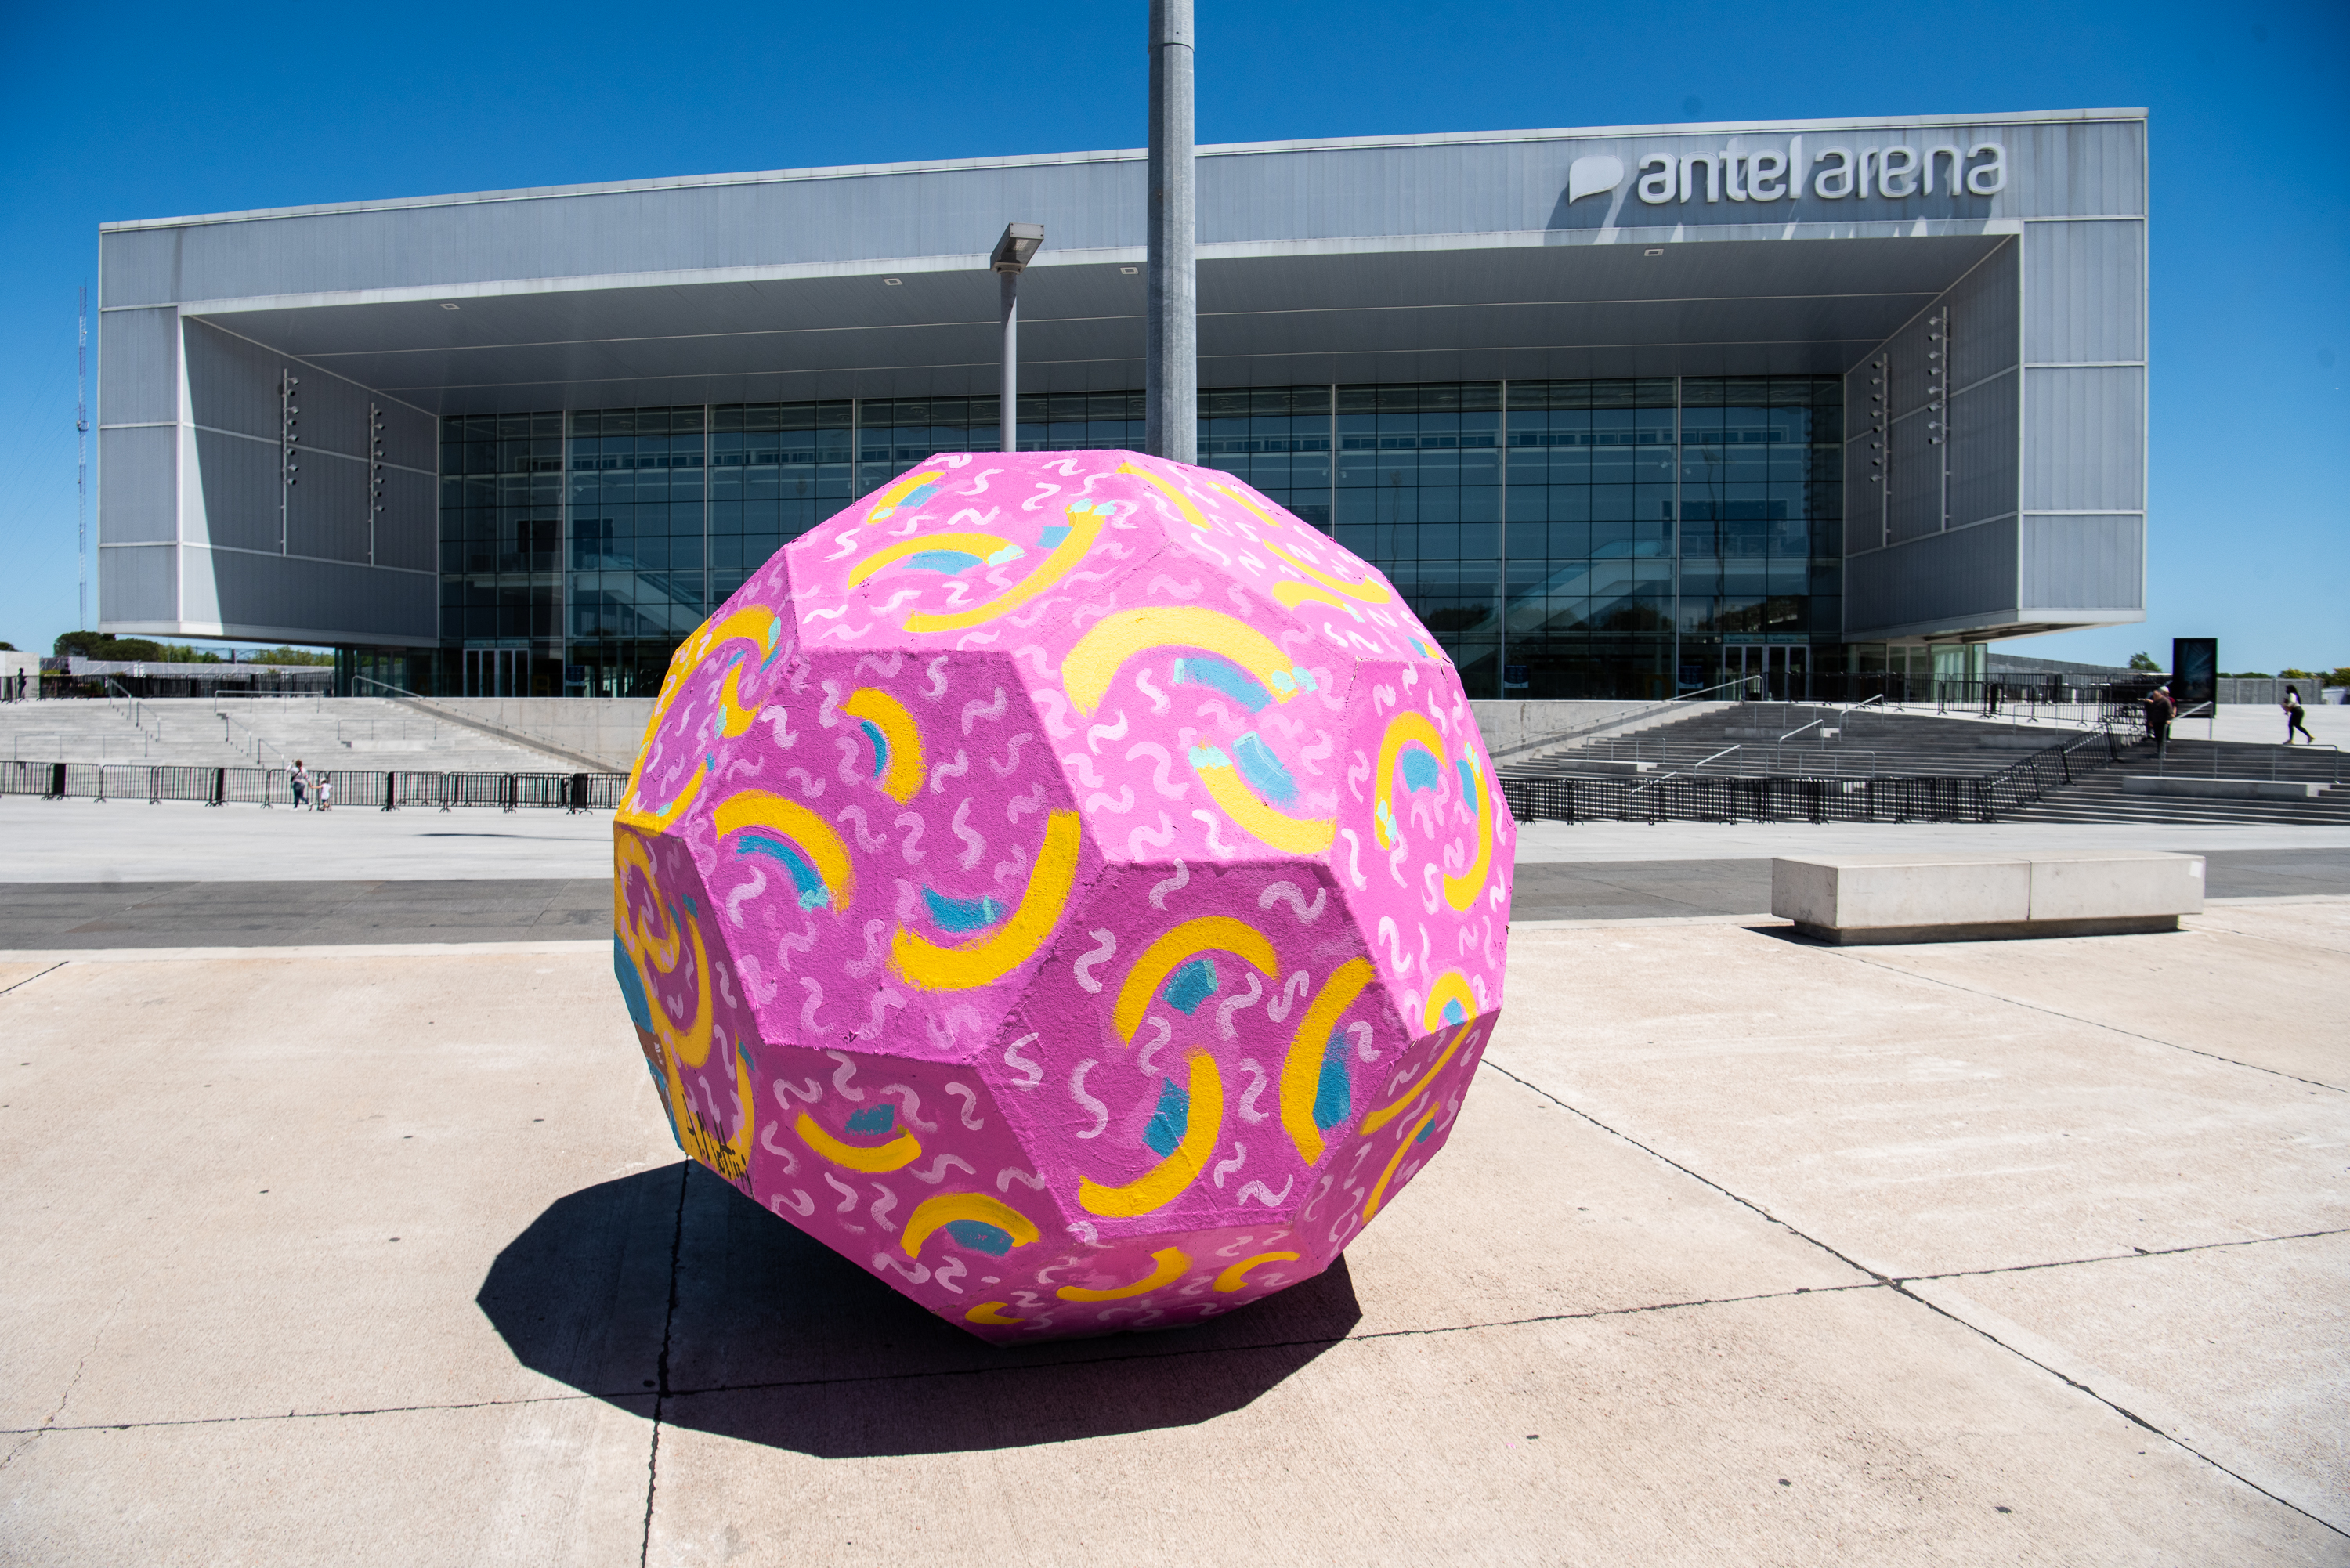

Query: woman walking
left=2284, top=686, right=2316, bottom=745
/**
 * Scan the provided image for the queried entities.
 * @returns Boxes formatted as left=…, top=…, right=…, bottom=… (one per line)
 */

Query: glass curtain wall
left=433, top=376, right=1843, bottom=701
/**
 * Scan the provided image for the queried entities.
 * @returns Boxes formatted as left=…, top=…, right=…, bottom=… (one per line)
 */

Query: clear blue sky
left=2, top=0, right=2341, bottom=671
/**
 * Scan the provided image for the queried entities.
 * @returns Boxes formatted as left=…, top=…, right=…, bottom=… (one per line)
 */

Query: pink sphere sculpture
left=613, top=450, right=1512, bottom=1342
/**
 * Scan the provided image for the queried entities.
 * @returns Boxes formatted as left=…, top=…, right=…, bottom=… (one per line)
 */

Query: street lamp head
left=991, top=222, right=1044, bottom=273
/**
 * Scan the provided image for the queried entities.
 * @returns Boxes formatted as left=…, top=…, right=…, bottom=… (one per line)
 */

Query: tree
left=2128, top=651, right=2160, bottom=671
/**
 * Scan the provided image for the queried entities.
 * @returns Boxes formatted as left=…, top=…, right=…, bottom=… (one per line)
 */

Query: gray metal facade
left=96, top=108, right=2146, bottom=650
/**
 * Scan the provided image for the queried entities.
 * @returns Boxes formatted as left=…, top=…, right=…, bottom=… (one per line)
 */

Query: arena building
left=93, top=108, right=2147, bottom=701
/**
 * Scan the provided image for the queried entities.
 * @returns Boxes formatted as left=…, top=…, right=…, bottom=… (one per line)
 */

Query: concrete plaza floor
left=1, top=899, right=2344, bottom=1564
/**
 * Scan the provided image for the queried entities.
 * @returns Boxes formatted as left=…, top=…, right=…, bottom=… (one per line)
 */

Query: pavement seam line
left=1475, top=1058, right=1893, bottom=1284
left=1824, top=948, right=2349, bottom=1095
left=1484, top=1045, right=2350, bottom=1541
left=0, top=1284, right=1893, bottom=1437
left=1900, top=1226, right=2350, bottom=1284
left=1884, top=1278, right=2350, bottom=1542
left=642, top=1161, right=687, bottom=1568
left=0, top=960, right=68, bottom=998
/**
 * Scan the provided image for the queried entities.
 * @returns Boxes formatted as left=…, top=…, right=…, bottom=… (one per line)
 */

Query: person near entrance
left=2142, top=686, right=2175, bottom=757
left=291, top=760, right=310, bottom=809
left=2284, top=686, right=2316, bottom=744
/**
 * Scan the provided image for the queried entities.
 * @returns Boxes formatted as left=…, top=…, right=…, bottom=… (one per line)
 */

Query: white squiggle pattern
left=1259, top=880, right=1329, bottom=923
left=1212, top=1143, right=1248, bottom=1189
left=826, top=1049, right=866, bottom=1101
left=1237, top=1176, right=1295, bottom=1209
left=1072, top=930, right=1117, bottom=993
left=1149, top=861, right=1190, bottom=909
left=945, top=1082, right=985, bottom=1129
left=909, top=1152, right=977, bottom=1185
left=823, top=1170, right=859, bottom=1211
left=1070, top=1059, right=1108, bottom=1140
left=870, top=1185, right=899, bottom=1233
left=1002, top=1032, right=1043, bottom=1089
left=1235, top=1057, right=1271, bottom=1125
left=1214, top=969, right=1264, bottom=1040
left=877, top=1084, right=938, bottom=1132
left=1267, top=969, right=1311, bottom=1024
left=996, top=1165, right=1047, bottom=1194
left=930, top=1257, right=967, bottom=1295
left=1137, top=1014, right=1172, bottom=1075
left=951, top=799, right=986, bottom=870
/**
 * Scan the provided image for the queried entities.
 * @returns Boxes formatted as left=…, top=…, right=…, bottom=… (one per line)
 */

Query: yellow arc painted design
left=1213, top=1251, right=1301, bottom=1293
left=1277, top=957, right=1376, bottom=1165
left=1056, top=1245, right=1192, bottom=1302
left=1372, top=710, right=1495, bottom=912
left=891, top=809, right=1084, bottom=989
left=1078, top=1051, right=1224, bottom=1217
left=900, top=509, right=1108, bottom=634
left=1116, top=461, right=1209, bottom=529
left=900, top=1192, right=1042, bottom=1259
left=1362, top=1107, right=1441, bottom=1220
left=964, top=1302, right=1025, bottom=1325
left=615, top=832, right=713, bottom=1070
left=711, top=791, right=857, bottom=912
left=794, top=1112, right=924, bottom=1173
left=1211, top=482, right=1392, bottom=606
left=1421, top=970, right=1480, bottom=1033
left=841, top=687, right=925, bottom=803
left=1113, top=916, right=1279, bottom=1042
left=1061, top=606, right=1300, bottom=717
left=1191, top=760, right=1337, bottom=854
left=617, top=606, right=779, bottom=831
left=1360, top=1024, right=1468, bottom=1137
left=844, top=532, right=1025, bottom=588
left=863, top=469, right=943, bottom=523
left=615, top=833, right=753, bottom=1183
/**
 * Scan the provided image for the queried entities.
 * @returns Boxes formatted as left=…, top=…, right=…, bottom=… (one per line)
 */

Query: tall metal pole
left=76, top=287, right=88, bottom=630
left=1000, top=269, right=1019, bottom=454
left=1144, top=0, right=1195, bottom=464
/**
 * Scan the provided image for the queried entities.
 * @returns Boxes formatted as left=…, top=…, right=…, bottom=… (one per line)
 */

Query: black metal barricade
left=1, top=761, right=631, bottom=812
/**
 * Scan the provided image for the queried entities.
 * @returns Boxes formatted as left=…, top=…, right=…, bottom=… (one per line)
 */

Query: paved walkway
left=1, top=905, right=2344, bottom=1564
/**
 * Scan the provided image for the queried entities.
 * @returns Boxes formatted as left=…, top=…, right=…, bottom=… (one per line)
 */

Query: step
left=2120, top=775, right=2330, bottom=800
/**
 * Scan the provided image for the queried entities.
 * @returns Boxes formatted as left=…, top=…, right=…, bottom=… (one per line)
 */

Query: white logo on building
left=1565, top=136, right=2006, bottom=203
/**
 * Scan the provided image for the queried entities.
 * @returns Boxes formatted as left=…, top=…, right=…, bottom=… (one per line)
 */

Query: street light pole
left=991, top=223, right=1044, bottom=455
left=1145, top=0, right=1195, bottom=463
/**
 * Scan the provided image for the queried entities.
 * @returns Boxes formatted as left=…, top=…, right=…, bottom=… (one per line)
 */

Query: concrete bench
left=1771, top=851, right=2204, bottom=945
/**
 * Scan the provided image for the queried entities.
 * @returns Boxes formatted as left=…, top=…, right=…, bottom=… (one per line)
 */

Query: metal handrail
left=1777, top=717, right=1824, bottom=743
left=1487, top=677, right=1749, bottom=763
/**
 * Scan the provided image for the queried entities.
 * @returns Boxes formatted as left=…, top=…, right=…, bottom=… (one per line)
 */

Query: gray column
left=1144, top=0, right=1195, bottom=464
left=1000, top=269, right=1020, bottom=454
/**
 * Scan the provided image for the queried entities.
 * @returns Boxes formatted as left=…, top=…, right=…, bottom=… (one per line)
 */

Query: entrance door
left=463, top=647, right=524, bottom=697
left=1723, top=645, right=1810, bottom=703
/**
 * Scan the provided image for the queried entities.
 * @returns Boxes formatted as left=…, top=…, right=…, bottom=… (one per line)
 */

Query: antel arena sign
left=1565, top=136, right=2007, bottom=205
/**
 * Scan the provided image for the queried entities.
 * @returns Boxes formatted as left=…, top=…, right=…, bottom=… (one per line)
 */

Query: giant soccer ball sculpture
left=613, top=450, right=1511, bottom=1342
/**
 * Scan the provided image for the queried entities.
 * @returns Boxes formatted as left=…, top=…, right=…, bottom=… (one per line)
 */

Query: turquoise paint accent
left=1164, top=957, right=1219, bottom=1015
left=613, top=938, right=654, bottom=1031
left=846, top=1104, right=896, bottom=1135
left=1400, top=749, right=1442, bottom=793
left=1415, top=1115, right=1440, bottom=1143
left=1188, top=744, right=1231, bottom=771
left=1039, top=526, right=1072, bottom=548
left=1170, top=656, right=1272, bottom=711
left=645, top=1058, right=684, bottom=1149
left=736, top=835, right=830, bottom=909
left=859, top=719, right=889, bottom=778
left=903, top=549, right=983, bottom=574
left=1313, top=1031, right=1353, bottom=1131
left=984, top=543, right=1028, bottom=565
left=923, top=887, right=1006, bottom=932
left=1231, top=732, right=1299, bottom=806
left=1143, top=1075, right=1191, bottom=1157
left=943, top=1219, right=1018, bottom=1256
left=1455, top=757, right=1481, bottom=811
left=1441, top=997, right=1468, bottom=1026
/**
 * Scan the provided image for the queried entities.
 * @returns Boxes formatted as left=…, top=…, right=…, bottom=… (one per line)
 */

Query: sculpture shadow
left=478, top=1162, right=1361, bottom=1458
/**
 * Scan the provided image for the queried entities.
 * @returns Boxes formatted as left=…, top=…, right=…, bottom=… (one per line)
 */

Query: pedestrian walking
left=2285, top=685, right=2316, bottom=745
left=291, top=760, right=309, bottom=810
left=317, top=773, right=334, bottom=811
left=2142, top=685, right=2174, bottom=757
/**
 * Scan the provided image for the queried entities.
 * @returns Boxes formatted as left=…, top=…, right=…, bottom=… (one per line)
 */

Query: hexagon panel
left=612, top=450, right=1513, bottom=1342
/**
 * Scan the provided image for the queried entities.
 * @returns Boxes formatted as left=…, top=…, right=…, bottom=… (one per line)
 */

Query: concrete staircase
left=1498, top=701, right=2065, bottom=782
left=4, top=697, right=578, bottom=775
left=2000, top=738, right=2349, bottom=826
